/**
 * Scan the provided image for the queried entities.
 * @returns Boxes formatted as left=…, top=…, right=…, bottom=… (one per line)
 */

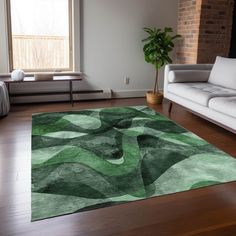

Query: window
left=7, top=0, right=73, bottom=72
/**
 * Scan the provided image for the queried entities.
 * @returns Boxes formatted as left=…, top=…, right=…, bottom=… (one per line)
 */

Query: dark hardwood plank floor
left=0, top=98, right=236, bottom=236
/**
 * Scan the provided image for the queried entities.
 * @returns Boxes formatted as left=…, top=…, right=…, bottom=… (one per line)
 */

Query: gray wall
left=0, top=0, right=178, bottom=97
left=81, top=0, right=178, bottom=92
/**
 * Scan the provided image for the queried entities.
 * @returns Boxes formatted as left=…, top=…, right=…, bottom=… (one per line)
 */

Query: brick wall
left=177, top=0, right=202, bottom=64
left=177, top=0, right=234, bottom=64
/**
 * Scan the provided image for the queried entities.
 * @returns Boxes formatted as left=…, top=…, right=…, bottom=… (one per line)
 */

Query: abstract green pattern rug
left=32, top=106, right=236, bottom=221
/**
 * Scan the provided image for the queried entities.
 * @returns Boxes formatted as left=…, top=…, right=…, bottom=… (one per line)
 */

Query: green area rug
left=32, top=106, right=236, bottom=221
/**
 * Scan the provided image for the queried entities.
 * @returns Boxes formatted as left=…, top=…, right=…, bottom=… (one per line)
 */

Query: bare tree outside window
left=7, top=0, right=73, bottom=72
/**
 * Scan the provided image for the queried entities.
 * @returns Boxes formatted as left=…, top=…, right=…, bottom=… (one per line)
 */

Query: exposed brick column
left=177, top=0, right=202, bottom=64
left=177, top=0, right=234, bottom=64
left=197, top=0, right=234, bottom=63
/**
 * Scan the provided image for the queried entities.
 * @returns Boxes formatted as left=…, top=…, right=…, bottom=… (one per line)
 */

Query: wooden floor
left=1, top=98, right=236, bottom=236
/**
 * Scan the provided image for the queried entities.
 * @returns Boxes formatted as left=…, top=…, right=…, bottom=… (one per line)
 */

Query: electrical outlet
left=125, top=77, right=130, bottom=85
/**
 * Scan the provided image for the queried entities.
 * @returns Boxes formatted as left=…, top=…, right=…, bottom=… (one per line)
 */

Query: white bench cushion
left=209, top=96, right=236, bottom=119
left=167, top=83, right=236, bottom=106
left=208, top=56, right=236, bottom=90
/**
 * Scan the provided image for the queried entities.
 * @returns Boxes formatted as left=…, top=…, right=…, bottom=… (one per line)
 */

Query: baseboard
left=74, top=89, right=112, bottom=100
left=10, top=89, right=112, bottom=104
left=9, top=89, right=160, bottom=104
left=112, top=89, right=149, bottom=98
left=10, top=94, right=71, bottom=104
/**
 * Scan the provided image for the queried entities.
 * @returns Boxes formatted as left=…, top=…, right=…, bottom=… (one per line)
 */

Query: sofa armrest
left=168, top=70, right=211, bottom=83
left=164, top=64, right=213, bottom=96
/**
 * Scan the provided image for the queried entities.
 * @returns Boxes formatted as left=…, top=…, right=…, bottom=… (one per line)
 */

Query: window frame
left=6, top=0, right=74, bottom=73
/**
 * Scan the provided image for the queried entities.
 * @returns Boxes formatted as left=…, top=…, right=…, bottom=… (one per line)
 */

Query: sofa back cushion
left=208, top=56, right=236, bottom=89
left=168, top=70, right=210, bottom=83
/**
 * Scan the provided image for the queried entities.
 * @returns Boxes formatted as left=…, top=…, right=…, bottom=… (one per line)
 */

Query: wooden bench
left=0, top=75, right=82, bottom=106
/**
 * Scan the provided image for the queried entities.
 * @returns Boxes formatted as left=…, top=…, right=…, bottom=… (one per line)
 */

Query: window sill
left=0, top=71, right=82, bottom=78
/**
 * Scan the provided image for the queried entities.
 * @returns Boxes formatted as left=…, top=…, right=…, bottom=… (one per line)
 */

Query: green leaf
left=172, top=34, right=181, bottom=40
left=143, top=27, right=154, bottom=35
left=142, top=36, right=154, bottom=42
left=164, top=27, right=173, bottom=33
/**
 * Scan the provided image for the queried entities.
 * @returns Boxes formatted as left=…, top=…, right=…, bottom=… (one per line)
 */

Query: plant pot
left=146, top=91, right=163, bottom=104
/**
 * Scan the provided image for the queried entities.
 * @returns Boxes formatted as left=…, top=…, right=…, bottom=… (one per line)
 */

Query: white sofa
left=164, top=56, right=236, bottom=133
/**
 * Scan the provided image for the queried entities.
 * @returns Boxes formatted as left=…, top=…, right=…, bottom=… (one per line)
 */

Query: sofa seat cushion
left=167, top=83, right=236, bottom=106
left=209, top=97, right=236, bottom=119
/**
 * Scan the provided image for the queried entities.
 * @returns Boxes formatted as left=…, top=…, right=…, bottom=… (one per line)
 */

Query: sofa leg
left=168, top=102, right=173, bottom=113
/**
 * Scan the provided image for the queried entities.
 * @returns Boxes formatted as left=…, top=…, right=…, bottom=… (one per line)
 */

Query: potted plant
left=142, top=27, right=180, bottom=104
